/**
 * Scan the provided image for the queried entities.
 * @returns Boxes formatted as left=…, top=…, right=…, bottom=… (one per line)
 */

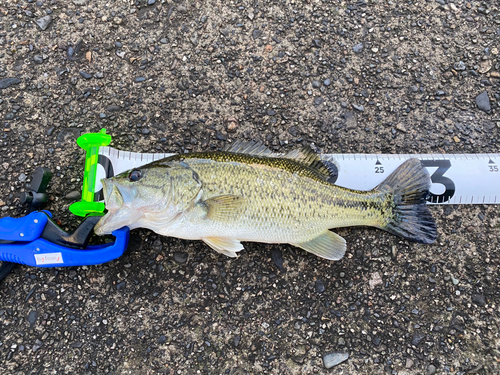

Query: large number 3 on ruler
left=421, top=160, right=455, bottom=203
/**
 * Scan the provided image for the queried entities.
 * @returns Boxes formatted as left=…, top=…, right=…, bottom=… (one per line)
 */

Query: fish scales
left=95, top=142, right=437, bottom=260
left=168, top=154, right=386, bottom=243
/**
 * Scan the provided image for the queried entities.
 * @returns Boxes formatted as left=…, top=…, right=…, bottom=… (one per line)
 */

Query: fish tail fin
left=377, top=158, right=437, bottom=244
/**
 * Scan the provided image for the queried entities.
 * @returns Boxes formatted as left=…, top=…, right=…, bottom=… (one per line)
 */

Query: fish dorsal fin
left=284, top=146, right=337, bottom=182
left=223, top=140, right=337, bottom=182
left=223, top=140, right=275, bottom=157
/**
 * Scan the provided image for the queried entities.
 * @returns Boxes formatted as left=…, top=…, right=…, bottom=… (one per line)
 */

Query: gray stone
left=323, top=352, right=349, bottom=369
left=312, top=39, right=322, bottom=48
left=27, top=310, right=38, bottom=326
left=35, top=15, right=52, bottom=30
left=353, top=43, right=363, bottom=53
left=80, top=71, right=92, bottom=79
left=345, top=111, right=357, bottom=129
left=313, top=97, right=323, bottom=106
left=252, top=30, right=262, bottom=40
left=427, top=364, right=436, bottom=375
left=107, top=105, right=121, bottom=112
left=471, top=293, right=486, bottom=306
left=65, top=191, right=81, bottom=200
left=476, top=91, right=491, bottom=112
left=173, top=251, right=188, bottom=264
left=0, top=77, right=21, bottom=89
left=33, top=55, right=43, bottom=64
left=315, top=279, right=325, bottom=293
left=453, top=61, right=466, bottom=71
left=352, top=104, right=364, bottom=112
left=411, top=332, right=425, bottom=346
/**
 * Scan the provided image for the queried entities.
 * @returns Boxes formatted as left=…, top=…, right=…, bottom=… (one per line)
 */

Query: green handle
left=69, top=129, right=112, bottom=217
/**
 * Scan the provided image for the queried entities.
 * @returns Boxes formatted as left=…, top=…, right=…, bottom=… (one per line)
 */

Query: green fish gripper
left=69, top=129, right=112, bottom=217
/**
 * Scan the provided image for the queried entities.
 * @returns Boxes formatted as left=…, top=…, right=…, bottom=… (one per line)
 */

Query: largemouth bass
left=94, top=141, right=437, bottom=260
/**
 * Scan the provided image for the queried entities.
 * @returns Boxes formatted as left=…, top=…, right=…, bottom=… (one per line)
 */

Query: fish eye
left=128, top=169, right=142, bottom=182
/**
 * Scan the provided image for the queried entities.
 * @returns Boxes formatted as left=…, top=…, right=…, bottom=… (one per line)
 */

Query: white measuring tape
left=95, top=147, right=500, bottom=205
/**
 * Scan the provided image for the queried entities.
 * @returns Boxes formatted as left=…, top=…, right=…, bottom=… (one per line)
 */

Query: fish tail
left=376, top=158, right=437, bottom=244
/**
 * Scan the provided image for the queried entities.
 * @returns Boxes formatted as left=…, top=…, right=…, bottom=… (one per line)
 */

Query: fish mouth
left=101, top=179, right=123, bottom=210
left=94, top=179, right=143, bottom=235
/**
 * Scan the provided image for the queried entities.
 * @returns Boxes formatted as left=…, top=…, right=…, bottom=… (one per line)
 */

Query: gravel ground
left=1, top=0, right=499, bottom=374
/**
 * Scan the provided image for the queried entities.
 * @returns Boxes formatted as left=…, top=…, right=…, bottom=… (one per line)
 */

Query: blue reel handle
left=0, top=212, right=49, bottom=241
left=0, top=227, right=130, bottom=267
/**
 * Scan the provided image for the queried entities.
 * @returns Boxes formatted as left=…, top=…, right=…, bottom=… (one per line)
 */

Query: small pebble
left=411, top=332, right=425, bottom=346
left=315, top=279, right=325, bottom=293
left=0, top=77, right=21, bottom=89
left=107, top=105, right=121, bottom=112
left=270, top=249, right=284, bottom=271
left=323, top=352, right=349, bottom=369
left=64, top=191, right=81, bottom=200
left=173, top=251, right=188, bottom=264
left=353, top=43, right=363, bottom=53
left=312, top=39, right=322, bottom=48
left=471, top=294, right=486, bottom=306
left=35, top=15, right=52, bottom=30
left=476, top=91, right=491, bottom=112
left=27, top=310, right=38, bottom=326
left=252, top=30, right=262, bottom=39
left=80, top=71, right=92, bottom=79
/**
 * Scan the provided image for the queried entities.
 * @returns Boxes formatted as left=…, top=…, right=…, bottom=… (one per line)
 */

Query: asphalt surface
left=0, top=0, right=499, bottom=374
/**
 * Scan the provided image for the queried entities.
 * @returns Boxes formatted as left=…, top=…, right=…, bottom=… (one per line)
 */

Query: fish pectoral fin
left=292, top=231, right=346, bottom=260
left=202, top=237, right=244, bottom=258
left=201, top=195, right=246, bottom=222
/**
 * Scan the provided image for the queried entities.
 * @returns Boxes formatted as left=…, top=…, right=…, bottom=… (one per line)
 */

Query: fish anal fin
left=203, top=237, right=244, bottom=258
left=292, top=231, right=346, bottom=260
left=202, top=195, right=246, bottom=221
